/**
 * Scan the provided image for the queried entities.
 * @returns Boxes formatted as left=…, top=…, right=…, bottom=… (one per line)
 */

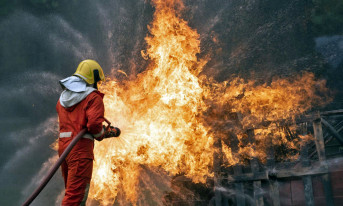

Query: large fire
left=89, top=0, right=329, bottom=204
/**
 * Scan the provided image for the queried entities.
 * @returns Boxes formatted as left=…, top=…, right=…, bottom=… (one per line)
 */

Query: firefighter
left=56, top=59, right=120, bottom=206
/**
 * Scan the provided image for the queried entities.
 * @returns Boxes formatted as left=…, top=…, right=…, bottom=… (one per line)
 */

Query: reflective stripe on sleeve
left=83, top=133, right=94, bottom=141
left=59, top=132, right=72, bottom=138
left=60, top=132, right=94, bottom=141
left=93, top=127, right=105, bottom=138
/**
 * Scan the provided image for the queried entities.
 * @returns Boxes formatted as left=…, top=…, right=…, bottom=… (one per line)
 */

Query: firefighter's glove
left=94, top=129, right=105, bottom=141
left=104, top=126, right=121, bottom=138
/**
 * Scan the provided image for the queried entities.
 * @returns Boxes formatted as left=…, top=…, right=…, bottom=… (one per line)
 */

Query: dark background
left=0, top=0, right=342, bottom=205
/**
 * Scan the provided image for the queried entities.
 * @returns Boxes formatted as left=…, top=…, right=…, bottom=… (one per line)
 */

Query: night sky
left=0, top=0, right=342, bottom=205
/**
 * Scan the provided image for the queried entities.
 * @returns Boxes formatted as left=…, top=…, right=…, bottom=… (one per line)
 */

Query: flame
left=88, top=0, right=330, bottom=204
left=90, top=1, right=212, bottom=204
left=117, top=69, right=128, bottom=77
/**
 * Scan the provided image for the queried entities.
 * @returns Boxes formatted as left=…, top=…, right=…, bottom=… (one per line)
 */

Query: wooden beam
left=302, top=176, right=314, bottom=206
left=313, top=119, right=326, bottom=161
left=233, top=165, right=246, bottom=206
left=225, top=164, right=343, bottom=180
left=231, top=131, right=245, bottom=206
left=227, top=171, right=269, bottom=182
left=313, top=119, right=335, bottom=206
left=247, top=129, right=264, bottom=206
left=309, top=120, right=343, bottom=158
left=213, top=135, right=222, bottom=206
left=300, top=142, right=314, bottom=206
left=276, top=165, right=328, bottom=178
left=320, top=109, right=343, bottom=116
left=228, top=116, right=246, bottom=206
left=321, top=118, right=343, bottom=145
left=269, top=179, right=280, bottom=206
left=321, top=174, right=335, bottom=206
left=296, top=109, right=343, bottom=124
left=222, top=113, right=245, bottom=206
left=253, top=181, right=264, bottom=206
left=266, top=137, right=280, bottom=206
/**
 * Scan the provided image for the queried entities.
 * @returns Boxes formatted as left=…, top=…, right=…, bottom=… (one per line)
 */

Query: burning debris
left=89, top=0, right=330, bottom=204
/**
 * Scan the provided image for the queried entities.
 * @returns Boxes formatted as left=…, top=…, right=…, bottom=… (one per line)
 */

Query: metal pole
left=22, top=128, right=87, bottom=206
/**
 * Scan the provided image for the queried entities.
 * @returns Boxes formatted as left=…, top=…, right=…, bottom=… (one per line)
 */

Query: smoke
left=213, top=186, right=255, bottom=205
left=315, top=35, right=343, bottom=69
left=0, top=117, right=59, bottom=206
left=20, top=155, right=64, bottom=206
left=0, top=1, right=153, bottom=205
left=0, top=0, right=342, bottom=205
left=47, top=15, right=96, bottom=60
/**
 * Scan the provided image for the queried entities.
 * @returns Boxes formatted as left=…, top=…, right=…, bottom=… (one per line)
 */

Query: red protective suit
left=56, top=90, right=105, bottom=206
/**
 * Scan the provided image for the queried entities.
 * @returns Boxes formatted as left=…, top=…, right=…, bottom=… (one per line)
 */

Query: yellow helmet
left=74, top=59, right=105, bottom=84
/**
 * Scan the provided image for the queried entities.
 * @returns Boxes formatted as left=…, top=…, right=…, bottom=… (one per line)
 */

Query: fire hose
left=22, top=118, right=118, bottom=206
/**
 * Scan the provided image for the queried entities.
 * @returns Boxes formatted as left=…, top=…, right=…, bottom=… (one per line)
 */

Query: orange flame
left=89, top=0, right=330, bottom=204
left=90, top=1, right=212, bottom=204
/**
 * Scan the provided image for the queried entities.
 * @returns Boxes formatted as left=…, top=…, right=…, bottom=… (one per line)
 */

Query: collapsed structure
left=211, top=110, right=343, bottom=206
